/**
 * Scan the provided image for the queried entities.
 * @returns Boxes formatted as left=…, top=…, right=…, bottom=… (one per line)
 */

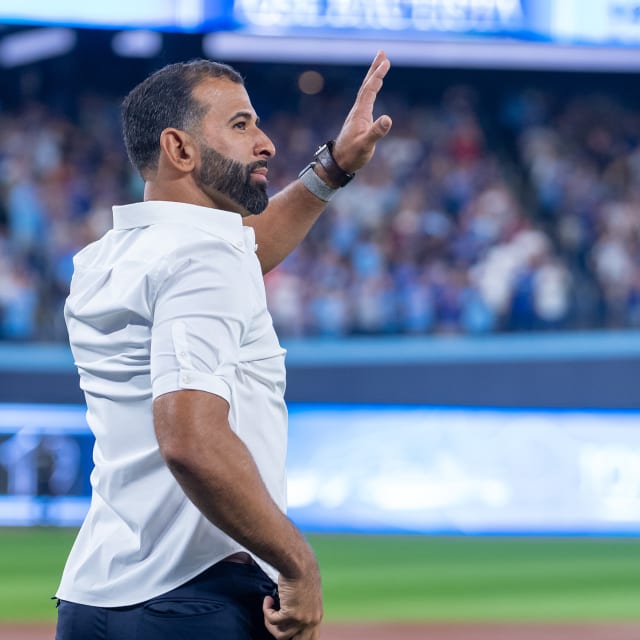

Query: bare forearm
left=154, top=392, right=316, bottom=578
left=175, top=430, right=313, bottom=576
left=245, top=178, right=329, bottom=274
left=245, top=51, right=392, bottom=275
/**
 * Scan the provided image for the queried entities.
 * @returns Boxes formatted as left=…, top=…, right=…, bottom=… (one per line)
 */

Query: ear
left=159, top=128, right=198, bottom=174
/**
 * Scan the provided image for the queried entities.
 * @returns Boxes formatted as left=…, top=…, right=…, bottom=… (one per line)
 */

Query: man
left=55, top=52, right=391, bottom=640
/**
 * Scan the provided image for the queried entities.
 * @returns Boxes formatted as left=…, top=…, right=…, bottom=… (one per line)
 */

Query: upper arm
left=150, top=248, right=248, bottom=406
left=149, top=245, right=248, bottom=466
left=243, top=182, right=329, bottom=274
left=153, top=389, right=230, bottom=467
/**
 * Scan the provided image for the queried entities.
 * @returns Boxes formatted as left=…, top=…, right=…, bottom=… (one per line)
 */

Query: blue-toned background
left=2, top=400, right=640, bottom=534
left=1, top=1, right=638, bottom=46
left=2, top=1, right=640, bottom=539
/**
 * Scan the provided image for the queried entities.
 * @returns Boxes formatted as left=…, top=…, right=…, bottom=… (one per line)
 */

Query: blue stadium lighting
left=111, top=30, right=163, bottom=58
left=0, top=1, right=639, bottom=69
left=0, top=0, right=207, bottom=31
left=0, top=28, right=76, bottom=67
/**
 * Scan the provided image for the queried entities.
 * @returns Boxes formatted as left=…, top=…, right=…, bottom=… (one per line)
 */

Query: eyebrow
left=228, top=110, right=260, bottom=126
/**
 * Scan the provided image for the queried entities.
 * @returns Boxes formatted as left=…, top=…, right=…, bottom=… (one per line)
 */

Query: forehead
left=191, top=76, right=255, bottom=122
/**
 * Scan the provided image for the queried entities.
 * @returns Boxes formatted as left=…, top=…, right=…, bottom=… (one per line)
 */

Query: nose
left=255, top=129, right=276, bottom=159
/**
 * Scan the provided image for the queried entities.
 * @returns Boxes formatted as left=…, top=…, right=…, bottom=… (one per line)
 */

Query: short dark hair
left=121, top=59, right=244, bottom=175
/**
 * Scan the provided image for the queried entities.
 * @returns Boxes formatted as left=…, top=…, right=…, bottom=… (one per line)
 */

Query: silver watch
left=298, top=162, right=338, bottom=202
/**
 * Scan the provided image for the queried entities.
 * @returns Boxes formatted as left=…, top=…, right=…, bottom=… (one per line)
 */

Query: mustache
left=247, top=159, right=268, bottom=173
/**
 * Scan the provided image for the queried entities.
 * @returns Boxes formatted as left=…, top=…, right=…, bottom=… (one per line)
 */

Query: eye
left=233, top=121, right=247, bottom=130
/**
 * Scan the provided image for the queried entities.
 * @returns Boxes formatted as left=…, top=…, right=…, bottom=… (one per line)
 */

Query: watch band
left=314, top=140, right=355, bottom=187
left=298, top=162, right=338, bottom=202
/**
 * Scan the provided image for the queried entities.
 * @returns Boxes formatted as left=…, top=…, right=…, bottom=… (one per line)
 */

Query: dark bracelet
left=314, top=140, right=355, bottom=187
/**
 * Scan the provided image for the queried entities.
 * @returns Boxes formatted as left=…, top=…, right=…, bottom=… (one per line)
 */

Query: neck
left=143, top=180, right=247, bottom=216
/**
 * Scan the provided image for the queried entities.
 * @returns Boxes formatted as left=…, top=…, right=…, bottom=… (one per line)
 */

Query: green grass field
left=1, top=528, right=639, bottom=623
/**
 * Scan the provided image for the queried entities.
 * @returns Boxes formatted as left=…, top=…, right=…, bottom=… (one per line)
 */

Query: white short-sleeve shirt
left=56, top=200, right=288, bottom=607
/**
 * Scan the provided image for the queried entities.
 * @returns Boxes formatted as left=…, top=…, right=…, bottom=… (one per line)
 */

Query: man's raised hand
left=332, top=50, right=392, bottom=174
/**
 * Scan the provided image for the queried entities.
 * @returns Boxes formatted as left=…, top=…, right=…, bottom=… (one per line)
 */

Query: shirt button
left=182, top=373, right=192, bottom=384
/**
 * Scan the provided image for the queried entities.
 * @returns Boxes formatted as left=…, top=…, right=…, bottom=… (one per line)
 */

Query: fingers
left=263, top=598, right=295, bottom=640
left=361, top=49, right=389, bottom=86
left=264, top=621, right=296, bottom=640
left=355, top=52, right=390, bottom=110
left=330, top=51, right=391, bottom=172
left=263, top=595, right=276, bottom=613
left=262, top=580, right=322, bottom=640
left=345, top=51, right=390, bottom=135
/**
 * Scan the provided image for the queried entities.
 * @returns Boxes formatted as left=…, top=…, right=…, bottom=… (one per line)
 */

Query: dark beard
left=196, top=144, right=269, bottom=215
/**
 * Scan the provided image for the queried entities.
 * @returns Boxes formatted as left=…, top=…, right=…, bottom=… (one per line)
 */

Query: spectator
left=1, top=67, right=640, bottom=340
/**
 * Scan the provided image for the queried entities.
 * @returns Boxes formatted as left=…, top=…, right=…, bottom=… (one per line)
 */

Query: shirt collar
left=112, top=201, right=246, bottom=248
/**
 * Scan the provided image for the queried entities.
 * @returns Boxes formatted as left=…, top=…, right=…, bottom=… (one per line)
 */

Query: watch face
left=314, top=144, right=328, bottom=159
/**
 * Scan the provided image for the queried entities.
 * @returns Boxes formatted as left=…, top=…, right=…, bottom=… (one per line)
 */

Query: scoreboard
left=0, top=0, right=639, bottom=46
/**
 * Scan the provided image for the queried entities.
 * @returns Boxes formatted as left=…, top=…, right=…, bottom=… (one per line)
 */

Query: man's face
left=191, top=77, right=276, bottom=215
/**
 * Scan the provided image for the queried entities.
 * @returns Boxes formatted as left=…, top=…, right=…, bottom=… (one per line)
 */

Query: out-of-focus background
left=1, top=0, right=640, bottom=634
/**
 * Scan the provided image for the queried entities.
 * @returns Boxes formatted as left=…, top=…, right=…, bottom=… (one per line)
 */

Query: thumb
left=263, top=595, right=286, bottom=627
left=371, top=114, right=392, bottom=140
left=263, top=595, right=277, bottom=614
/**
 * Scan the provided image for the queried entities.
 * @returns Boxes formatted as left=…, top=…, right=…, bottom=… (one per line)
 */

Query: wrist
left=314, top=140, right=354, bottom=187
left=298, top=162, right=338, bottom=202
left=279, top=539, right=320, bottom=580
left=312, top=162, right=342, bottom=190
left=297, top=140, right=355, bottom=201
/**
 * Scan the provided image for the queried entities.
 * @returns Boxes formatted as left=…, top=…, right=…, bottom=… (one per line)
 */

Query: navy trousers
left=55, top=560, right=278, bottom=640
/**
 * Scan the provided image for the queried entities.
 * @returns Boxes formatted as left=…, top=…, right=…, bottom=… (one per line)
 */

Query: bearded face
left=194, top=143, right=269, bottom=215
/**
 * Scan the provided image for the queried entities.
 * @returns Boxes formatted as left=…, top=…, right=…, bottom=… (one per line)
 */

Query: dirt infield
left=4, top=622, right=640, bottom=640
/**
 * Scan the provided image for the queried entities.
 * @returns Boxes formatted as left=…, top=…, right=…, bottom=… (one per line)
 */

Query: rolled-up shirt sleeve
left=150, top=245, right=248, bottom=403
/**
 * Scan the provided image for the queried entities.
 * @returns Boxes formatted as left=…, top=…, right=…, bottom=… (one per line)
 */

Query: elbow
left=158, top=439, right=194, bottom=477
left=154, top=416, right=201, bottom=479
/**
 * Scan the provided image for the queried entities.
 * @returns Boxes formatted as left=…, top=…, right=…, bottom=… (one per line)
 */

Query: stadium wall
left=2, top=331, right=640, bottom=408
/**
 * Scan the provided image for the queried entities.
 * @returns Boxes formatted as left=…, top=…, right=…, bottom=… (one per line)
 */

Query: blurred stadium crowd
left=1, top=63, right=639, bottom=341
